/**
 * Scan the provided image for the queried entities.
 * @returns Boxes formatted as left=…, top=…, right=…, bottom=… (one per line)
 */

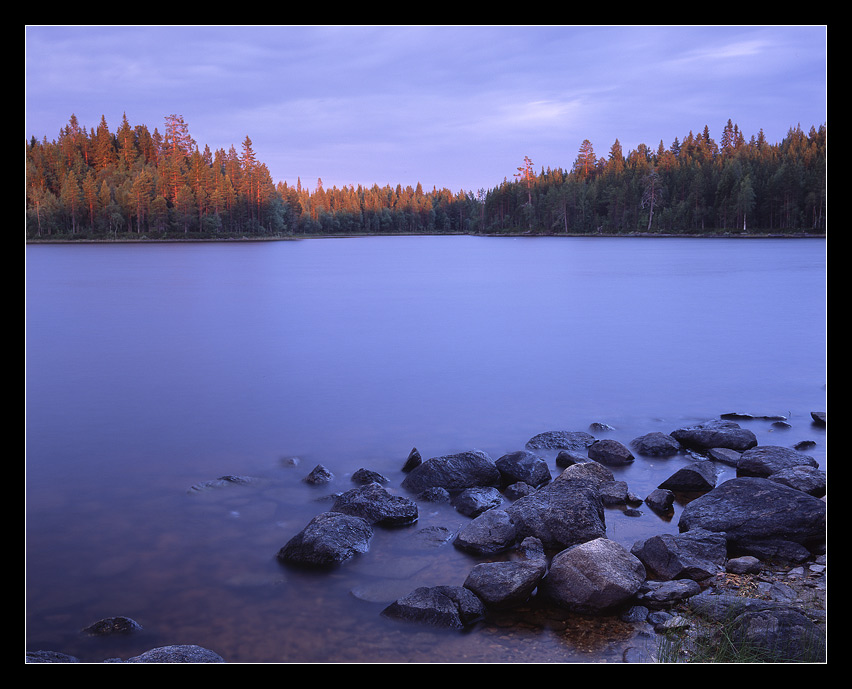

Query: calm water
left=25, top=236, right=826, bottom=663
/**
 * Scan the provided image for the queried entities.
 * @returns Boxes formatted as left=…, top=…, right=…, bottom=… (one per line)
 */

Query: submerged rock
left=381, top=585, right=485, bottom=630
left=277, top=511, right=373, bottom=567
left=331, top=482, right=418, bottom=526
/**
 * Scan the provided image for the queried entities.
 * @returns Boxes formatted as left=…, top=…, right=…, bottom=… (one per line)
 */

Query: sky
left=25, top=25, right=827, bottom=194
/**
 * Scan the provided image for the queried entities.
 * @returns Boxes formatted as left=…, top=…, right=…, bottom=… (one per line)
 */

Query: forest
left=25, top=113, right=826, bottom=239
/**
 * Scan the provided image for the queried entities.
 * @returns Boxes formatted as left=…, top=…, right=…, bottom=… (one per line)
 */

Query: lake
left=25, top=235, right=826, bottom=663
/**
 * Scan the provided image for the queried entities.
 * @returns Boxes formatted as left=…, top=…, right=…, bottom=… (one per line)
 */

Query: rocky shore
left=27, top=413, right=826, bottom=663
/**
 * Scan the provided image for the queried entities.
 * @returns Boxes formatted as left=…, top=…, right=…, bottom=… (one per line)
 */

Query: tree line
left=25, top=114, right=825, bottom=240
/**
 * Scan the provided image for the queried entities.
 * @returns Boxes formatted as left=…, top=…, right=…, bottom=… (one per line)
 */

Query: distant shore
left=25, top=231, right=827, bottom=245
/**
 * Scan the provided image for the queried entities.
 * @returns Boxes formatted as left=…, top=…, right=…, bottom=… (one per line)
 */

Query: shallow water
left=25, top=236, right=826, bottom=663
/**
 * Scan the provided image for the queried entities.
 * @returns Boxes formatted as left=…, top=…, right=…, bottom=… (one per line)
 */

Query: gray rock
left=82, top=616, right=143, bottom=636
left=453, top=508, right=518, bottom=555
left=525, top=430, right=596, bottom=451
left=641, top=579, right=702, bottom=607
left=304, top=464, right=334, bottom=485
left=588, top=438, right=635, bottom=465
left=26, top=651, right=80, bottom=663
left=495, top=450, right=552, bottom=488
left=402, top=447, right=422, bottom=472
left=631, top=528, right=727, bottom=581
left=401, top=450, right=500, bottom=493
left=630, top=432, right=681, bottom=457
left=463, top=558, right=546, bottom=609
left=737, top=445, right=818, bottom=478
left=555, top=449, right=588, bottom=467
left=331, top=481, right=418, bottom=526
left=658, top=461, right=718, bottom=492
left=541, top=537, right=646, bottom=613
left=505, top=471, right=606, bottom=550
left=726, top=555, right=761, bottom=574
left=644, top=488, right=675, bottom=514
left=351, top=468, right=389, bottom=485
left=381, top=585, right=485, bottom=629
left=558, top=460, right=614, bottom=487
left=678, top=477, right=825, bottom=555
left=452, top=486, right=503, bottom=517
left=729, top=607, right=825, bottom=662
left=123, top=645, right=225, bottom=663
left=277, top=511, right=373, bottom=566
left=599, top=480, right=629, bottom=505
left=768, top=465, right=826, bottom=497
left=671, top=419, right=757, bottom=452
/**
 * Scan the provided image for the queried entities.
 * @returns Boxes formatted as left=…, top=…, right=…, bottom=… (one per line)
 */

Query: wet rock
left=453, top=508, right=517, bottom=555
left=381, top=585, right=485, bottom=630
left=630, top=432, right=681, bottom=457
left=351, top=468, right=389, bottom=485
left=706, top=447, right=741, bottom=466
left=588, top=438, right=634, bottom=466
left=495, top=450, right=552, bottom=488
left=736, top=445, right=818, bottom=478
left=658, top=460, right=718, bottom=492
left=505, top=471, right=606, bottom=550
left=82, top=616, right=143, bottom=636
left=26, top=651, right=80, bottom=663
left=678, top=477, right=825, bottom=559
left=639, top=579, right=702, bottom=608
left=670, top=419, right=757, bottom=452
left=599, top=480, right=629, bottom=505
left=525, top=430, right=595, bottom=451
left=463, top=558, right=547, bottom=609
left=810, top=411, right=826, bottom=427
left=277, top=511, right=373, bottom=566
left=644, top=488, right=675, bottom=515
left=122, top=645, right=225, bottom=663
left=331, top=481, right=418, bottom=526
left=726, top=555, right=761, bottom=574
left=452, top=486, right=503, bottom=517
left=304, top=464, right=334, bottom=485
left=541, top=537, right=646, bottom=614
left=631, top=528, right=727, bottom=581
left=187, top=475, right=266, bottom=494
left=768, top=465, right=826, bottom=497
left=402, top=447, right=422, bottom=472
left=555, top=449, right=588, bottom=467
left=400, top=450, right=500, bottom=493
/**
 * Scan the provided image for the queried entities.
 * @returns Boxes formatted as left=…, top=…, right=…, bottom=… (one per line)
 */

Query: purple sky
left=25, top=25, right=827, bottom=194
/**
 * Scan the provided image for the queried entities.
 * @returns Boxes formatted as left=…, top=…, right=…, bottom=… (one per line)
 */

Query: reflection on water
left=26, top=237, right=826, bottom=662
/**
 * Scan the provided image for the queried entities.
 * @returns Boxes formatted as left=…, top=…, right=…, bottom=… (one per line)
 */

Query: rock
left=558, top=459, right=614, bottom=487
left=351, top=468, right=389, bottom=485
left=589, top=422, right=615, bottom=432
left=631, top=528, right=727, bottom=581
left=729, top=607, right=825, bottom=662
left=706, top=447, right=741, bottom=466
left=505, top=471, right=606, bottom=550
left=599, top=480, right=629, bottom=505
left=630, top=432, right=681, bottom=457
left=463, top=558, right=547, bottom=609
left=640, top=579, right=702, bottom=607
left=495, top=450, right=552, bottom=488
left=525, top=430, right=596, bottom=451
left=726, top=555, right=761, bottom=574
left=186, top=475, right=266, bottom=494
left=405, top=525, right=455, bottom=549
left=541, top=538, right=646, bottom=613
left=453, top=508, right=517, bottom=555
left=416, top=487, right=451, bottom=502
left=402, top=447, right=422, bottom=472
left=122, top=645, right=226, bottom=663
left=304, top=464, right=334, bottom=485
left=26, top=651, right=81, bottom=663
left=670, top=419, right=758, bottom=452
left=504, top=482, right=536, bottom=500
left=810, top=411, right=826, bottom=427
left=452, top=486, right=503, bottom=517
left=277, top=511, right=373, bottom=566
left=768, top=465, right=826, bottom=497
left=555, top=449, right=588, bottom=467
left=736, top=445, right=818, bottom=478
left=381, top=585, right=485, bottom=630
left=330, top=482, right=418, bottom=526
left=400, top=450, right=500, bottom=493
left=644, top=488, right=675, bottom=515
left=658, top=461, right=718, bottom=492
left=678, top=477, right=825, bottom=558
left=82, top=616, right=143, bottom=636
left=588, top=438, right=634, bottom=465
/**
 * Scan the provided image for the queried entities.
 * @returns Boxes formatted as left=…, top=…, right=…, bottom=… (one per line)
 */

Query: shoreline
left=25, top=231, right=827, bottom=245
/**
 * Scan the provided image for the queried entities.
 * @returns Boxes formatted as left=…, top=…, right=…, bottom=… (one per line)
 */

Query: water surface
left=25, top=236, right=826, bottom=662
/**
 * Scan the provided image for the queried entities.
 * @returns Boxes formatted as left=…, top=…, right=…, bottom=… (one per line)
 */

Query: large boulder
left=541, top=538, right=646, bottom=613
left=505, top=470, right=606, bottom=550
left=495, top=450, right=552, bottom=488
left=736, top=445, right=818, bottom=478
left=400, top=450, right=500, bottom=493
left=381, top=585, right=485, bottom=630
left=670, top=419, right=757, bottom=452
left=277, top=511, right=373, bottom=567
left=631, top=528, right=727, bottom=581
left=330, top=482, right=418, bottom=526
left=678, top=477, right=825, bottom=558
